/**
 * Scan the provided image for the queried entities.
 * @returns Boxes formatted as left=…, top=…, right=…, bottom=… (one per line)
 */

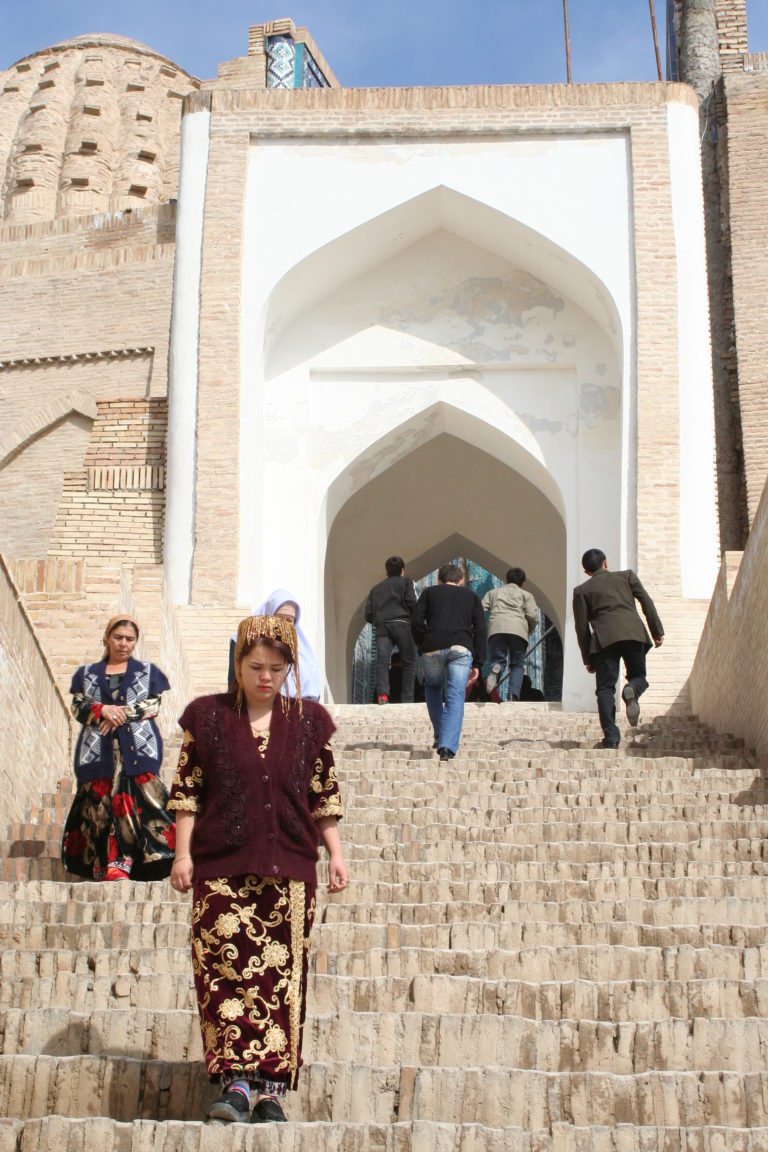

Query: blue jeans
left=488, top=633, right=528, bottom=701
left=422, top=646, right=473, bottom=755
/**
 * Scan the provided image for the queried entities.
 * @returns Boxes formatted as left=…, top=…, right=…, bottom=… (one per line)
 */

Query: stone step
left=3, top=1006, right=768, bottom=1074
left=4, top=964, right=768, bottom=1022
left=2, top=917, right=766, bottom=954
left=1, top=1055, right=766, bottom=1126
left=3, top=873, right=768, bottom=915
left=5, top=941, right=768, bottom=988
left=7, top=834, right=768, bottom=882
left=1, top=1119, right=766, bottom=1152
left=4, top=891, right=768, bottom=929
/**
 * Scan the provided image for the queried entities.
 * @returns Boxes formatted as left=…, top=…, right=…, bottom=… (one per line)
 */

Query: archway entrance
left=324, top=431, right=566, bottom=702
left=351, top=554, right=562, bottom=704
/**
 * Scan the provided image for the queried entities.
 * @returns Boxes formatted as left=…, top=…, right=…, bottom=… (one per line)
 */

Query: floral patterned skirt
left=61, top=749, right=175, bottom=881
left=192, top=874, right=316, bottom=1088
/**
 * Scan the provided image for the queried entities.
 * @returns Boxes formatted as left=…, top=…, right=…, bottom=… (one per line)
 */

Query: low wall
left=0, top=554, right=71, bottom=824
left=689, top=477, right=768, bottom=755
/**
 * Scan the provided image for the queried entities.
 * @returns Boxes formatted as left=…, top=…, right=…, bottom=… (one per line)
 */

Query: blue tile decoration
left=302, top=46, right=330, bottom=88
left=266, top=35, right=295, bottom=89
left=267, top=34, right=330, bottom=89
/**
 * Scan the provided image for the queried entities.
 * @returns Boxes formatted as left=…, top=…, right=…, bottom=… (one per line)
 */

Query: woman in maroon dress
left=168, top=614, right=348, bottom=1124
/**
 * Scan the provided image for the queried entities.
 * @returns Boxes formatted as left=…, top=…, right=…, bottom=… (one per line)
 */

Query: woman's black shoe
left=208, top=1088, right=250, bottom=1122
left=250, top=1096, right=287, bottom=1123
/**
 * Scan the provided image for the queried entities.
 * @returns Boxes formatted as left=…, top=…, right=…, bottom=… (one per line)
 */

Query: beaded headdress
left=234, top=614, right=301, bottom=713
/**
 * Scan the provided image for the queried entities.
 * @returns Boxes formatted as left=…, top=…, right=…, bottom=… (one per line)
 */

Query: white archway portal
left=325, top=432, right=566, bottom=701
left=249, top=186, right=625, bottom=709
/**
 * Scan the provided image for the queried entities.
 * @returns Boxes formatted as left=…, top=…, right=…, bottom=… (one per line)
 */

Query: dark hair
left=238, top=636, right=294, bottom=667
left=385, top=556, right=405, bottom=577
left=582, top=548, right=606, bottom=574
left=438, top=563, right=463, bottom=585
left=506, top=567, right=526, bottom=586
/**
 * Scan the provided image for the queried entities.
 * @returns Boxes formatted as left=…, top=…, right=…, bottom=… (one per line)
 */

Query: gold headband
left=234, top=615, right=301, bottom=712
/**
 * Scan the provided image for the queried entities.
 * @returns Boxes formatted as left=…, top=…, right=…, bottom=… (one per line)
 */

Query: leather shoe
left=622, top=684, right=640, bottom=727
left=438, top=747, right=454, bottom=761
left=250, top=1096, right=287, bottom=1123
left=208, top=1088, right=250, bottom=1122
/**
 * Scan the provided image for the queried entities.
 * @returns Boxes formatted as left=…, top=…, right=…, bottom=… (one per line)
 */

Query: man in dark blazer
left=573, top=548, right=664, bottom=748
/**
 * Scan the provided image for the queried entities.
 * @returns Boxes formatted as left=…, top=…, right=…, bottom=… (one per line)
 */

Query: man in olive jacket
left=573, top=548, right=664, bottom=748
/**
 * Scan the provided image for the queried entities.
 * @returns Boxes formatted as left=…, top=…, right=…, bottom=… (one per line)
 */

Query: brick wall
left=0, top=554, right=71, bottom=824
left=720, top=72, right=768, bottom=525
left=689, top=475, right=768, bottom=754
left=48, top=398, right=166, bottom=563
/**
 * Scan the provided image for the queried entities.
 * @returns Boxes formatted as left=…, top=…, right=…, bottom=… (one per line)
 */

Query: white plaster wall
left=667, top=102, right=719, bottom=599
left=165, top=108, right=210, bottom=605
left=235, top=132, right=636, bottom=704
left=252, top=227, right=620, bottom=705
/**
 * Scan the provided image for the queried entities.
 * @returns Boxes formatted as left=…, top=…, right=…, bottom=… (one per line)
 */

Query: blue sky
left=4, top=1, right=768, bottom=86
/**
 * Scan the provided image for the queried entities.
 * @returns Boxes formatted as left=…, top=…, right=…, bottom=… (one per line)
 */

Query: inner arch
left=324, top=432, right=566, bottom=701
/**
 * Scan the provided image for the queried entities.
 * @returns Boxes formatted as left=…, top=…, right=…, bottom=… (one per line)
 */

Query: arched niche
left=262, top=184, right=622, bottom=379
left=323, top=431, right=566, bottom=702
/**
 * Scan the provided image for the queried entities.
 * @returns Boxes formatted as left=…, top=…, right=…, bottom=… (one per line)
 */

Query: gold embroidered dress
left=168, top=693, right=342, bottom=1089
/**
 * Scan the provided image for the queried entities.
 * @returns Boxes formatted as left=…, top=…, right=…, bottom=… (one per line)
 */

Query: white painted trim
left=164, top=108, right=211, bottom=605
left=667, top=102, right=719, bottom=598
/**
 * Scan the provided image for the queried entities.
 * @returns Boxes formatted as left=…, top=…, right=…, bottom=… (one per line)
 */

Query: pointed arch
left=262, top=184, right=623, bottom=378
left=0, top=390, right=97, bottom=471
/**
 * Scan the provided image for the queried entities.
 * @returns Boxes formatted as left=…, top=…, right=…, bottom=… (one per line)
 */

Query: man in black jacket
left=411, top=564, right=487, bottom=761
left=365, top=556, right=418, bottom=704
left=573, top=547, right=664, bottom=748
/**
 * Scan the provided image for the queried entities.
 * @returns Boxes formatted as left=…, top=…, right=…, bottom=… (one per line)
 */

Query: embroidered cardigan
left=167, top=693, right=343, bottom=885
left=70, top=658, right=170, bottom=783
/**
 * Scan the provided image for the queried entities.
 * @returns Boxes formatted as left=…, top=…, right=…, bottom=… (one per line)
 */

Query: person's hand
left=468, top=668, right=479, bottom=686
left=654, top=636, right=664, bottom=648
left=586, top=664, right=595, bottom=674
left=327, top=852, right=349, bottom=893
left=100, top=704, right=126, bottom=730
left=171, top=856, right=194, bottom=893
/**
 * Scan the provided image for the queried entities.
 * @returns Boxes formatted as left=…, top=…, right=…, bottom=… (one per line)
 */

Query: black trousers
left=592, top=640, right=648, bottom=744
left=374, top=620, right=417, bottom=702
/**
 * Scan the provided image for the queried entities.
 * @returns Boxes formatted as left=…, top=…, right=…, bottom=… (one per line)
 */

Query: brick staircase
left=1, top=703, right=767, bottom=1149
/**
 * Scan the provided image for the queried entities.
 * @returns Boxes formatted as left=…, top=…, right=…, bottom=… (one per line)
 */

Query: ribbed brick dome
left=0, top=34, right=199, bottom=224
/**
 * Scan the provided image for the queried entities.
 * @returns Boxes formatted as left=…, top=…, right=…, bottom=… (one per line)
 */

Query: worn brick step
left=336, top=758, right=756, bottom=778
left=318, top=895, right=768, bottom=927
left=4, top=893, right=768, bottom=932
left=5, top=964, right=768, bottom=1024
left=4, top=1006, right=768, bottom=1074
left=340, top=839, right=768, bottom=865
left=335, top=818, right=768, bottom=844
left=1, top=1056, right=766, bottom=1126
left=19, top=1117, right=750, bottom=1152
left=3, top=917, right=767, bottom=955
left=5, top=940, right=768, bottom=990
left=11, top=804, right=768, bottom=852
left=314, top=921, right=768, bottom=952
left=8, top=839, right=768, bottom=882
left=346, top=787, right=768, bottom=808
left=4, top=875, right=768, bottom=919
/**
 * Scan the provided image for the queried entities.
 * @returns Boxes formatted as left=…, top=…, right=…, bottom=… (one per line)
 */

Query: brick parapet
left=720, top=71, right=768, bottom=524
left=0, top=553, right=71, bottom=825
left=689, top=476, right=768, bottom=754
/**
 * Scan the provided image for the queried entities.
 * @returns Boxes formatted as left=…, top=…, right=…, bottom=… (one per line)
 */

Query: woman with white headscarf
left=227, top=589, right=322, bottom=701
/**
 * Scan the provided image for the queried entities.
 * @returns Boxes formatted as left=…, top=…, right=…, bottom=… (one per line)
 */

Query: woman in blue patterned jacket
left=61, top=614, right=175, bottom=882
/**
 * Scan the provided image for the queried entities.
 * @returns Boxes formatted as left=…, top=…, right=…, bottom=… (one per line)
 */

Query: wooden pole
left=649, top=0, right=663, bottom=80
left=563, top=0, right=572, bottom=83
